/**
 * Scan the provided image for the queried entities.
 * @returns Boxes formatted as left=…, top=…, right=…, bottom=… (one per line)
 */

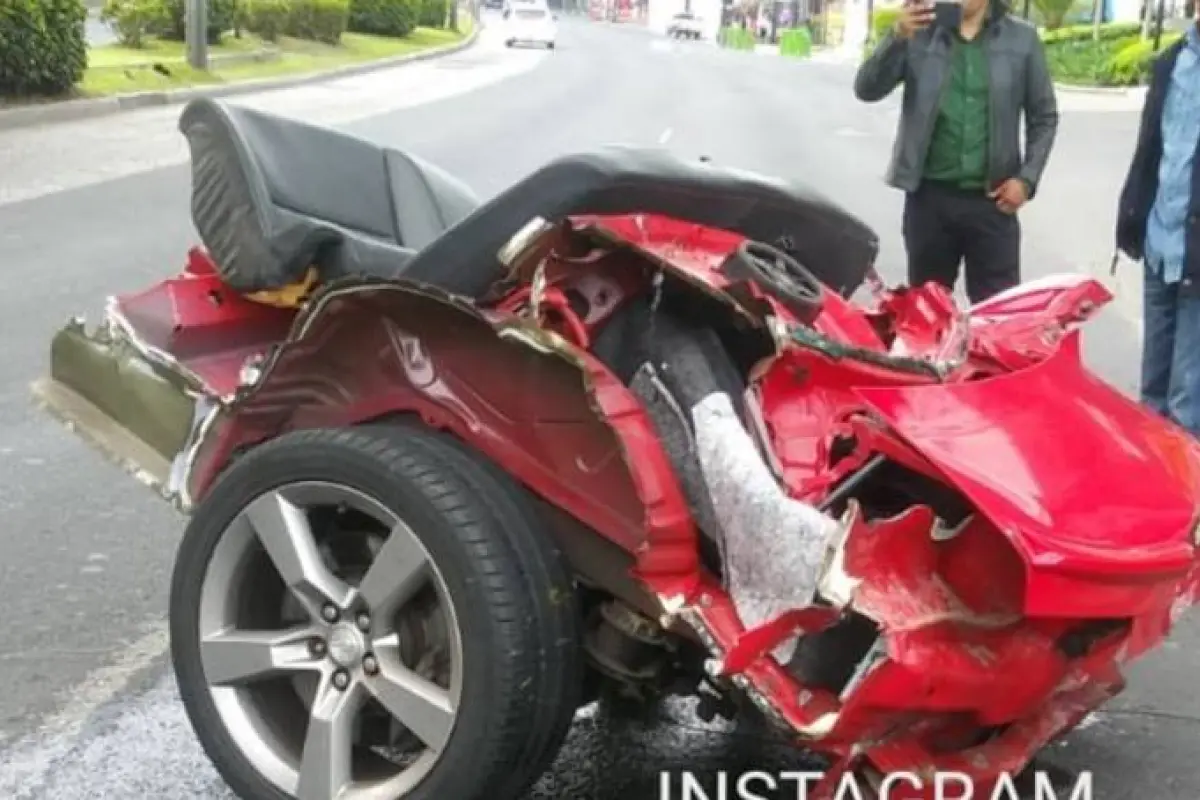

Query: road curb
left=1054, top=82, right=1147, bottom=98
left=0, top=22, right=481, bottom=133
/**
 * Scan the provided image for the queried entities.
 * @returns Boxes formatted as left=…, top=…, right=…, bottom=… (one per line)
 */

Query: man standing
left=854, top=0, right=1059, bottom=303
left=1115, top=10, right=1200, bottom=435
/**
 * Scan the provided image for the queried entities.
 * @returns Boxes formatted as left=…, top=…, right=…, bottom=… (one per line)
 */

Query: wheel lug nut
left=321, top=604, right=340, bottom=623
left=355, top=612, right=371, bottom=632
left=309, top=638, right=327, bottom=657
left=332, top=670, right=350, bottom=690
left=362, top=654, right=379, bottom=675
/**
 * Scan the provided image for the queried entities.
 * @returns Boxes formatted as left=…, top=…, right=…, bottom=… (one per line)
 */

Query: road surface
left=86, top=9, right=116, bottom=47
left=0, top=16, right=1190, bottom=800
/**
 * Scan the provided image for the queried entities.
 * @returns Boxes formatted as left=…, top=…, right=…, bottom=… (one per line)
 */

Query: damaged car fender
left=185, top=278, right=705, bottom=588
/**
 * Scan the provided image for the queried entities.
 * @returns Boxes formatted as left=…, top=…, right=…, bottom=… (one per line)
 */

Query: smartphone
left=933, top=0, right=962, bottom=30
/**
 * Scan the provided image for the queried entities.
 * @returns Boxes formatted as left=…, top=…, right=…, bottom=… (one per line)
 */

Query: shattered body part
left=181, top=277, right=706, bottom=593
left=691, top=391, right=840, bottom=662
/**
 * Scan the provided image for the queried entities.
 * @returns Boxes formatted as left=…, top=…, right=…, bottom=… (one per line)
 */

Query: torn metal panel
left=183, top=276, right=703, bottom=589
left=842, top=506, right=1022, bottom=631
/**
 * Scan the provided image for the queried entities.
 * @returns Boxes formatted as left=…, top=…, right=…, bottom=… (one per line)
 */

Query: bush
left=100, top=0, right=164, bottom=46
left=0, top=0, right=88, bottom=97
left=1103, top=32, right=1183, bottom=85
left=1031, top=0, right=1078, bottom=30
left=719, top=25, right=755, bottom=50
left=154, top=0, right=238, bottom=44
left=779, top=26, right=812, bottom=57
left=1045, top=34, right=1133, bottom=84
left=1041, top=21, right=1142, bottom=44
left=243, top=0, right=289, bottom=40
left=284, top=0, right=348, bottom=43
left=348, top=0, right=416, bottom=36
left=416, top=0, right=443, bottom=27
left=1043, top=29, right=1183, bottom=86
left=871, top=6, right=900, bottom=42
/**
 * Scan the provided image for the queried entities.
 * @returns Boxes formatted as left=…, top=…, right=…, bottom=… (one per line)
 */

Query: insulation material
left=691, top=391, right=842, bottom=663
left=630, top=366, right=726, bottom=557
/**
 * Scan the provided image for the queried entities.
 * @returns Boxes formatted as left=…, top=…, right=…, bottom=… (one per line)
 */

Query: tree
left=1031, top=0, right=1075, bottom=29
left=1091, top=0, right=1102, bottom=40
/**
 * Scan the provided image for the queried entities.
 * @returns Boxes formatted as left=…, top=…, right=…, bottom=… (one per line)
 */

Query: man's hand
left=894, top=1, right=935, bottom=38
left=988, top=178, right=1029, bottom=214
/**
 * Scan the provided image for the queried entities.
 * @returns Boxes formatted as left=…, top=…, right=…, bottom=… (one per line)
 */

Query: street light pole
left=186, top=0, right=208, bottom=70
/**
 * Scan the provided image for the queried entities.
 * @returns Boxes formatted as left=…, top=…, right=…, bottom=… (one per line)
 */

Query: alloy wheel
left=196, top=481, right=464, bottom=800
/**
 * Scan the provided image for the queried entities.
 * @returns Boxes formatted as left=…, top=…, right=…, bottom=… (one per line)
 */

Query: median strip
left=0, top=1, right=477, bottom=132
left=82, top=25, right=469, bottom=95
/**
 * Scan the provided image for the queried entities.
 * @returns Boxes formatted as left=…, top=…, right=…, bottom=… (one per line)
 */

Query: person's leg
left=902, top=186, right=962, bottom=293
left=1166, top=286, right=1200, bottom=436
left=1141, top=264, right=1178, bottom=420
left=961, top=197, right=1021, bottom=304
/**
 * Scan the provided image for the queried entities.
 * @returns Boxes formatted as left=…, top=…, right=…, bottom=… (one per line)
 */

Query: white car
left=667, top=11, right=703, bottom=39
left=503, top=3, right=558, bottom=48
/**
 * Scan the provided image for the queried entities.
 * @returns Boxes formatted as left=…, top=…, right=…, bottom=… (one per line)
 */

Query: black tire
left=369, top=420, right=583, bottom=796
left=169, top=426, right=576, bottom=800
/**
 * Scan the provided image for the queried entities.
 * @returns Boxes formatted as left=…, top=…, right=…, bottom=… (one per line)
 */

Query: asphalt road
left=86, top=9, right=116, bottom=46
left=0, top=16, right=1193, bottom=800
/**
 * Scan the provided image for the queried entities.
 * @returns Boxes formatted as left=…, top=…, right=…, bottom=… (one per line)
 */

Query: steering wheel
left=722, top=239, right=824, bottom=321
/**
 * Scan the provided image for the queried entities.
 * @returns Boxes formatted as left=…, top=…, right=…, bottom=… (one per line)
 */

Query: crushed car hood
left=853, top=332, right=1200, bottom=577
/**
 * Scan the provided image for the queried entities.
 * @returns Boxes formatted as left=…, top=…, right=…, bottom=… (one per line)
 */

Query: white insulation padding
left=691, top=391, right=842, bottom=663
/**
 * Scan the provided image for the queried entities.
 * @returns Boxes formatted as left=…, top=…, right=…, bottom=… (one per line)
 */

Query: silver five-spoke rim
left=197, top=481, right=464, bottom=800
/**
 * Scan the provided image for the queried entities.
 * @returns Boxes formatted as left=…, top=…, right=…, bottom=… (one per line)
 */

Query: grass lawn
left=80, top=20, right=471, bottom=96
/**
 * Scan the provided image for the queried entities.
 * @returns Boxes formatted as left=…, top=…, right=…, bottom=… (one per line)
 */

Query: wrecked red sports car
left=32, top=98, right=1200, bottom=800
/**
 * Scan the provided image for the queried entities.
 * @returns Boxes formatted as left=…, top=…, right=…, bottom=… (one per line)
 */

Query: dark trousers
left=902, top=182, right=1021, bottom=304
left=1141, top=263, right=1200, bottom=436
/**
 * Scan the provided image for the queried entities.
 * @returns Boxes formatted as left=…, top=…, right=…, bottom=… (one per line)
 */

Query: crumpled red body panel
left=122, top=217, right=1200, bottom=791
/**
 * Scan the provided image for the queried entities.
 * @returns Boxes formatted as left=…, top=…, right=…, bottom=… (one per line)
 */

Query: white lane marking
left=658, top=127, right=673, bottom=145
left=0, top=621, right=168, bottom=798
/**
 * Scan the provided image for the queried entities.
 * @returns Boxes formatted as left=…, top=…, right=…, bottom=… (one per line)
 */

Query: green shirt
left=923, top=34, right=990, bottom=189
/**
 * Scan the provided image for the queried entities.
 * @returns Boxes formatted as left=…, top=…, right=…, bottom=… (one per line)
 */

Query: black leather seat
left=179, top=98, right=880, bottom=301
left=179, top=98, right=481, bottom=293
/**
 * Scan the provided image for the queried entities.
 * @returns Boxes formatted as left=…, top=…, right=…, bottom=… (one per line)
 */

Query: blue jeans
left=1141, top=264, right=1200, bottom=436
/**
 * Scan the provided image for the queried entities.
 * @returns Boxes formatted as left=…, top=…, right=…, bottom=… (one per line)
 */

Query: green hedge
left=719, top=25, right=755, bottom=50
left=779, top=26, right=811, bottom=57
left=348, top=0, right=417, bottom=36
left=154, top=0, right=238, bottom=44
left=99, top=0, right=355, bottom=47
left=283, top=0, right=348, bottom=43
left=416, top=0, right=444, bottom=26
left=243, top=0, right=290, bottom=41
left=1043, top=22, right=1182, bottom=86
left=1040, top=21, right=1142, bottom=44
left=0, top=0, right=88, bottom=97
left=100, top=0, right=161, bottom=47
left=1104, top=32, right=1182, bottom=85
left=871, top=6, right=899, bottom=42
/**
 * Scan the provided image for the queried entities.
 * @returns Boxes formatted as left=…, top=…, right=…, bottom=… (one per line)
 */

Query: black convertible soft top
left=178, top=98, right=880, bottom=298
